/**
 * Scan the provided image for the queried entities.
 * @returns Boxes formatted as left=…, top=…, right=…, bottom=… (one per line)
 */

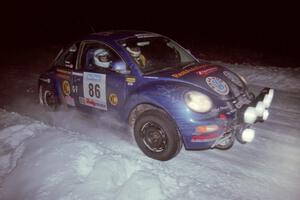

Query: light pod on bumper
left=241, top=128, right=255, bottom=143
left=263, top=89, right=275, bottom=108
left=268, top=89, right=274, bottom=100
left=244, top=107, right=258, bottom=124
left=263, top=110, right=269, bottom=121
left=255, top=101, right=265, bottom=117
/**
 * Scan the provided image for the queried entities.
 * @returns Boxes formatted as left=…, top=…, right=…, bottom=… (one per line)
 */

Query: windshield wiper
left=182, top=61, right=199, bottom=70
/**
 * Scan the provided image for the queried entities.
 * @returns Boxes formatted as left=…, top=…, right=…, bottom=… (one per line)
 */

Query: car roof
left=83, top=30, right=162, bottom=42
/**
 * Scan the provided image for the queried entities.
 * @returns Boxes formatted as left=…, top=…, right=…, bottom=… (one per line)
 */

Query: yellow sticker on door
left=62, top=80, right=71, bottom=96
left=109, top=93, right=118, bottom=106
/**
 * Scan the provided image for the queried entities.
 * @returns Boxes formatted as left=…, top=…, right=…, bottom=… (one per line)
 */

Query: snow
left=206, top=59, right=300, bottom=93
left=0, top=61, right=300, bottom=200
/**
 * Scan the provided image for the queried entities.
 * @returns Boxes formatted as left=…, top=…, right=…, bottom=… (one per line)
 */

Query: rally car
left=38, top=30, right=274, bottom=161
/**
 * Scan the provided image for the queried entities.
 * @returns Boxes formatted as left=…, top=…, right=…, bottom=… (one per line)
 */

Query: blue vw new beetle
left=39, top=30, right=274, bottom=160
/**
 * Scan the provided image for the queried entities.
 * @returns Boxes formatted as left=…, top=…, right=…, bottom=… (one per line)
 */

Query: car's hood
left=144, top=63, right=246, bottom=98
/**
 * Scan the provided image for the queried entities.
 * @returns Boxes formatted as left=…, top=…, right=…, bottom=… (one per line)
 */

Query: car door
left=71, top=40, right=129, bottom=113
left=53, top=42, right=80, bottom=106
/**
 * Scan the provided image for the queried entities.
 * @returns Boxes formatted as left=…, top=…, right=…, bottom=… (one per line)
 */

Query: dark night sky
left=1, top=1, right=299, bottom=66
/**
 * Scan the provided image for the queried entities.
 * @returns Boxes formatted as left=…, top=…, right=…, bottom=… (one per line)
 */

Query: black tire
left=39, top=83, right=59, bottom=110
left=215, top=134, right=235, bottom=150
left=134, top=110, right=182, bottom=161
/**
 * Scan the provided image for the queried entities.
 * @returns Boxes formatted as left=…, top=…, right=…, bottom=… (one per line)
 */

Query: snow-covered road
left=0, top=62, right=299, bottom=200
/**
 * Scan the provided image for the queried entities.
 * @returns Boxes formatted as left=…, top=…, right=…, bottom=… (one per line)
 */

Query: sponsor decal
left=171, top=64, right=210, bottom=78
left=126, top=77, right=136, bottom=85
left=62, top=80, right=71, bottom=96
left=83, top=72, right=107, bottom=110
left=86, top=98, right=97, bottom=107
left=86, top=73, right=102, bottom=81
left=78, top=97, right=106, bottom=109
left=206, top=77, right=229, bottom=96
left=64, top=95, right=75, bottom=106
left=72, top=85, right=78, bottom=93
left=109, top=93, right=119, bottom=106
left=85, top=98, right=106, bottom=109
left=196, top=67, right=218, bottom=76
left=223, top=71, right=243, bottom=87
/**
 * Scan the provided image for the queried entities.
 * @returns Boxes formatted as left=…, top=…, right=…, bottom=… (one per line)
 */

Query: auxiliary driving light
left=263, top=95, right=272, bottom=108
left=241, top=128, right=255, bottom=143
left=255, top=101, right=265, bottom=117
left=262, top=110, right=269, bottom=121
left=268, top=89, right=274, bottom=100
left=263, top=89, right=274, bottom=108
left=244, top=107, right=257, bottom=124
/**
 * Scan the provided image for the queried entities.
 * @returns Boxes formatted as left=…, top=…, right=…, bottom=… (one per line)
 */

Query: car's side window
left=55, top=42, right=80, bottom=68
left=79, top=42, right=128, bottom=74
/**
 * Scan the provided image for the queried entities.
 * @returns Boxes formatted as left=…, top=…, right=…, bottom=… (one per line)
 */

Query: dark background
left=1, top=1, right=299, bottom=67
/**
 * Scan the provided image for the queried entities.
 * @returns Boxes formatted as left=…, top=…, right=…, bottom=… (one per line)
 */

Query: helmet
left=126, top=46, right=141, bottom=58
left=93, top=49, right=111, bottom=68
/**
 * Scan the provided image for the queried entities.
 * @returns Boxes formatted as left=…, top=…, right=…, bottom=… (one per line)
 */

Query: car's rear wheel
left=39, top=83, right=58, bottom=110
left=134, top=110, right=182, bottom=161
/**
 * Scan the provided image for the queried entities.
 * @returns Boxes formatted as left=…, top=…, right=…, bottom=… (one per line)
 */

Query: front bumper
left=180, top=88, right=274, bottom=150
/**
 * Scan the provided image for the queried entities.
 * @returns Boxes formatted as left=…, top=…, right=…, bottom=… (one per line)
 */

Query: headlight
left=184, top=91, right=213, bottom=113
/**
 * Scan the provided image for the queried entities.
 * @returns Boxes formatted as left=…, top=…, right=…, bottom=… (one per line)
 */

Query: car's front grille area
left=232, top=93, right=252, bottom=109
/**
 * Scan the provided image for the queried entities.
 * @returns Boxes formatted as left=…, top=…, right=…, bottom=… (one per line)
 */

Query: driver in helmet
left=126, top=46, right=146, bottom=67
left=93, top=49, right=111, bottom=68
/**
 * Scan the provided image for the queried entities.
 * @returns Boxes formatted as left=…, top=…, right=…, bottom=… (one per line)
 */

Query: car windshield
left=120, top=36, right=198, bottom=74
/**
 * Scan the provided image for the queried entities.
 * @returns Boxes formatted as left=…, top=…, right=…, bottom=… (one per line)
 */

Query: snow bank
left=0, top=110, right=46, bottom=179
left=0, top=109, right=174, bottom=200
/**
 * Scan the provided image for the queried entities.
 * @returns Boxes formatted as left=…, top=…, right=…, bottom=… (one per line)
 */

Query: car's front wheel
left=134, top=110, right=182, bottom=161
left=39, top=83, right=59, bottom=110
left=215, top=133, right=235, bottom=150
